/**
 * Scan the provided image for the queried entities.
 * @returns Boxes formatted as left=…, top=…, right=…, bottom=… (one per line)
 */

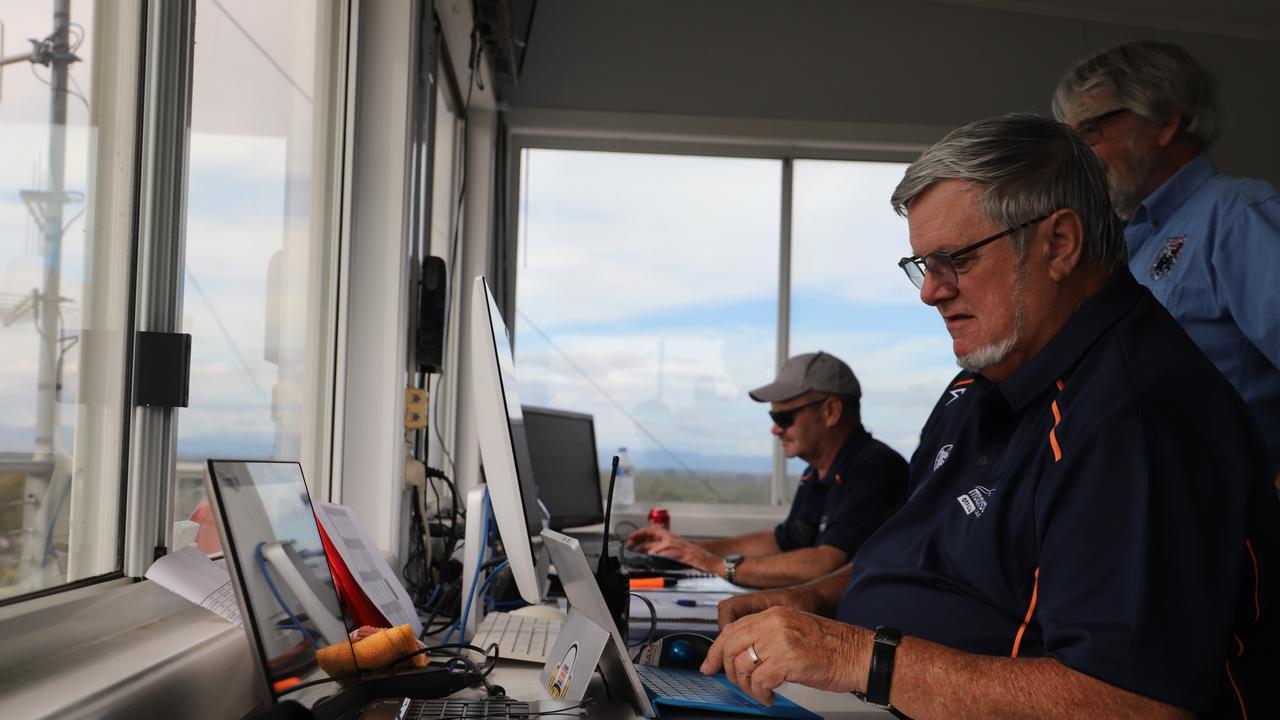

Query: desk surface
left=471, top=658, right=895, bottom=719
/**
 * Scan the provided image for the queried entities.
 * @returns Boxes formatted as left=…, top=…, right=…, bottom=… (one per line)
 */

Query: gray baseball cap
left=748, top=351, right=861, bottom=403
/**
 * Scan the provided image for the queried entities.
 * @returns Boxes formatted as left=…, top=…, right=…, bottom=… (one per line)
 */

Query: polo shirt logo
left=934, top=444, right=953, bottom=471
left=946, top=387, right=967, bottom=405
left=956, top=485, right=994, bottom=517
left=1149, top=236, right=1186, bottom=280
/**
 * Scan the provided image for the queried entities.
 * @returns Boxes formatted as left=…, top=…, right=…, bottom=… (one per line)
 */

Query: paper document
left=630, top=591, right=732, bottom=623
left=314, top=501, right=422, bottom=636
left=674, top=575, right=746, bottom=594
left=145, top=545, right=243, bottom=627
left=629, top=590, right=730, bottom=641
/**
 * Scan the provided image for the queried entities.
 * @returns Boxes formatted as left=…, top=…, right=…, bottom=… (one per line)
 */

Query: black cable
left=628, top=592, right=657, bottom=661
left=278, top=641, right=496, bottom=697
left=516, top=0, right=539, bottom=80
left=420, top=581, right=463, bottom=640
left=433, top=645, right=503, bottom=697
left=403, top=484, right=431, bottom=603
left=426, top=467, right=461, bottom=558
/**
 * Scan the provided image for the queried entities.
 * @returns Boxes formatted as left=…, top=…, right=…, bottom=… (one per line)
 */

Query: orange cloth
left=314, top=624, right=427, bottom=680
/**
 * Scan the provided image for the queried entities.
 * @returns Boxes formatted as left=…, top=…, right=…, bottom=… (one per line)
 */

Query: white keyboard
left=470, top=611, right=562, bottom=663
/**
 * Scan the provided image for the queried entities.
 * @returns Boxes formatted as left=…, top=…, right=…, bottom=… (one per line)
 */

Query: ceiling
left=931, top=0, right=1280, bottom=41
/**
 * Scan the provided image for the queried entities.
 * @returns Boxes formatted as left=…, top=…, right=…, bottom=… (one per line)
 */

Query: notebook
left=202, top=459, right=574, bottom=719
left=541, top=528, right=819, bottom=719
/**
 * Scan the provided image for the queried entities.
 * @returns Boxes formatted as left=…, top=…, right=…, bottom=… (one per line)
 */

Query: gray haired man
left=1054, top=41, right=1280, bottom=483
left=700, top=114, right=1278, bottom=719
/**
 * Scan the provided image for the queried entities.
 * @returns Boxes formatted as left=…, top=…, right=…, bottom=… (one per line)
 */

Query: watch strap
left=723, top=554, right=742, bottom=584
left=864, top=625, right=901, bottom=708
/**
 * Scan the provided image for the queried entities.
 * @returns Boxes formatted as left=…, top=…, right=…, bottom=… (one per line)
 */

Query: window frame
left=505, top=112, right=933, bottom=508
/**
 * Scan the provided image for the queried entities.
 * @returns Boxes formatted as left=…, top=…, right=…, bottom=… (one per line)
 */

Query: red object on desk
left=648, top=507, right=670, bottom=529
left=318, top=522, right=390, bottom=629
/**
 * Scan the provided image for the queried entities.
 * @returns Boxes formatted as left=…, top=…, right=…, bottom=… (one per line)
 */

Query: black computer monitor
left=522, top=405, right=603, bottom=530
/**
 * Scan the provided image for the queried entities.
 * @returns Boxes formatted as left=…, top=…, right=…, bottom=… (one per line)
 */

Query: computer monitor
left=202, top=460, right=352, bottom=706
left=470, top=275, right=547, bottom=605
left=522, top=405, right=604, bottom=530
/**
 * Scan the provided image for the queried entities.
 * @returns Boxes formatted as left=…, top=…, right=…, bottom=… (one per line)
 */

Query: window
left=0, top=1, right=140, bottom=599
left=514, top=150, right=959, bottom=506
left=788, top=159, right=955, bottom=492
left=175, top=0, right=344, bottom=547
left=514, top=149, right=780, bottom=505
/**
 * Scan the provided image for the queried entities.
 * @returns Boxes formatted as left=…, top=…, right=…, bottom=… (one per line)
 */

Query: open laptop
left=542, top=528, right=819, bottom=719
left=203, top=459, right=575, bottom=719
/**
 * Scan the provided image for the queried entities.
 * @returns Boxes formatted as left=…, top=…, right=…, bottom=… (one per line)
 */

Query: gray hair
left=1052, top=40, right=1222, bottom=149
left=891, top=113, right=1127, bottom=274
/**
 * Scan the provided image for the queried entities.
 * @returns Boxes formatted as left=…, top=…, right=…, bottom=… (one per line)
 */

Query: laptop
left=203, top=459, right=576, bottom=719
left=541, top=528, right=819, bottom=719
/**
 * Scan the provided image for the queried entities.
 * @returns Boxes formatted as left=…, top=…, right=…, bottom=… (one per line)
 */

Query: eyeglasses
left=769, top=398, right=826, bottom=429
left=897, top=213, right=1054, bottom=290
left=1074, top=107, right=1129, bottom=146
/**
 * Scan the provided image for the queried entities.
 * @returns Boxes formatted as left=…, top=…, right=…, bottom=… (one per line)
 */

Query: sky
left=513, top=149, right=961, bottom=476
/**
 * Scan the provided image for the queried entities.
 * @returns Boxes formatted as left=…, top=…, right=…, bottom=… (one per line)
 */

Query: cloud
left=519, top=150, right=782, bottom=328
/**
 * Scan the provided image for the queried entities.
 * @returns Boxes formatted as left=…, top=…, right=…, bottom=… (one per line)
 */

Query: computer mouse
left=641, top=632, right=715, bottom=670
left=509, top=604, right=567, bottom=622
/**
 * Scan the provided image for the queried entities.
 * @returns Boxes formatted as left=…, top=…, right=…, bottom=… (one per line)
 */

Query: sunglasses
left=769, top=398, right=826, bottom=429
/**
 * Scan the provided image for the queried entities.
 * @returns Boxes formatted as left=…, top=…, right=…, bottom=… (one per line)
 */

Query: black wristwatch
left=723, top=553, right=744, bottom=584
left=863, top=625, right=901, bottom=708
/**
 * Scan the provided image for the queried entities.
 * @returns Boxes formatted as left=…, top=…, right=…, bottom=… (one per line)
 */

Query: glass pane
left=178, top=0, right=342, bottom=552
left=0, top=2, right=138, bottom=598
left=514, top=149, right=780, bottom=506
left=788, top=159, right=956, bottom=496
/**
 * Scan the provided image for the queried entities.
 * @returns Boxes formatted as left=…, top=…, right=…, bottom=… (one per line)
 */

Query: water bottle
left=614, top=447, right=636, bottom=507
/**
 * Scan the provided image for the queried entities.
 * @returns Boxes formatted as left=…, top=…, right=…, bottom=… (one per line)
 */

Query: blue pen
left=675, top=598, right=716, bottom=608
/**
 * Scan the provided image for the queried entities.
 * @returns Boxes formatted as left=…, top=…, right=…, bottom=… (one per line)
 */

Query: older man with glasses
left=626, top=351, right=908, bottom=589
left=1054, top=41, right=1280, bottom=488
left=700, top=114, right=1279, bottom=719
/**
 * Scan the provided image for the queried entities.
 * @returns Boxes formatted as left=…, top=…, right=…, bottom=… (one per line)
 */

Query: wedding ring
left=746, top=644, right=761, bottom=665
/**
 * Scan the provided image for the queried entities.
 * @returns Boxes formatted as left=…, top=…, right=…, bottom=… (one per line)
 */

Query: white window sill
left=0, top=580, right=256, bottom=720
left=612, top=501, right=788, bottom=537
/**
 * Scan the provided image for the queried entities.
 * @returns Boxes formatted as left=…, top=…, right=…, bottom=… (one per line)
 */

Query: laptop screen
left=204, top=459, right=354, bottom=703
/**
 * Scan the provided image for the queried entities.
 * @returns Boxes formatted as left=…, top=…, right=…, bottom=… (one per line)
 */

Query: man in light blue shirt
left=1053, top=41, right=1280, bottom=483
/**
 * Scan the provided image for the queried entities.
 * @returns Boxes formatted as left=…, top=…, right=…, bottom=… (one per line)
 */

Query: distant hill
left=596, top=447, right=775, bottom=475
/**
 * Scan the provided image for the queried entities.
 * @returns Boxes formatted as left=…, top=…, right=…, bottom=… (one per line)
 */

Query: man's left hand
left=700, top=606, right=867, bottom=705
left=644, top=535, right=723, bottom=574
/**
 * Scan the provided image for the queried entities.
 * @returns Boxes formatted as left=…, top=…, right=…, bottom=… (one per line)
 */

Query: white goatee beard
left=956, top=267, right=1026, bottom=374
left=957, top=332, right=1018, bottom=373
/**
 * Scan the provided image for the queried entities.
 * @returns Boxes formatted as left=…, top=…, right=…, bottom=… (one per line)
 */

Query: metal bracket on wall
left=133, top=331, right=192, bottom=408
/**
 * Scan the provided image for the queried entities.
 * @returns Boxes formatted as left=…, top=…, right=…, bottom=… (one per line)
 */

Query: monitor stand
left=460, top=486, right=488, bottom=641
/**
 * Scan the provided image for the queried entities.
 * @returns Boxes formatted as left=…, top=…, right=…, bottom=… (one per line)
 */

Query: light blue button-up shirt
left=1125, top=152, right=1280, bottom=473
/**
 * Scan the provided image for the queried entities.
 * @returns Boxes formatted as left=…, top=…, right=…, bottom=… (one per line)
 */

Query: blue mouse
left=645, top=632, right=715, bottom=670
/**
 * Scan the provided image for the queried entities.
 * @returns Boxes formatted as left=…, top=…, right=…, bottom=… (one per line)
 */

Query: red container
left=648, top=507, right=670, bottom=530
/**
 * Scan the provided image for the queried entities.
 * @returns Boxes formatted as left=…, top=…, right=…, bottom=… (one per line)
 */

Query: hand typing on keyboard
left=700, top=606, right=869, bottom=705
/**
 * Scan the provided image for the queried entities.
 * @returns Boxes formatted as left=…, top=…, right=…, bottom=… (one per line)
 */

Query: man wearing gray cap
left=626, top=351, right=908, bottom=589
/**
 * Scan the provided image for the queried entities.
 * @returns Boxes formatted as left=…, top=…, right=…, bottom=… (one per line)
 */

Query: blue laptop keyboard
left=635, top=664, right=819, bottom=719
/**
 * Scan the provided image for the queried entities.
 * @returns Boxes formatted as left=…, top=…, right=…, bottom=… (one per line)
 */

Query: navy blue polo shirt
left=835, top=271, right=1280, bottom=715
left=774, top=428, right=907, bottom=557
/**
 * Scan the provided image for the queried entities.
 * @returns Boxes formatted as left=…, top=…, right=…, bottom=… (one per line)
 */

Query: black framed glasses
left=769, top=398, right=826, bottom=429
left=1074, top=107, right=1129, bottom=146
left=897, top=213, right=1054, bottom=290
